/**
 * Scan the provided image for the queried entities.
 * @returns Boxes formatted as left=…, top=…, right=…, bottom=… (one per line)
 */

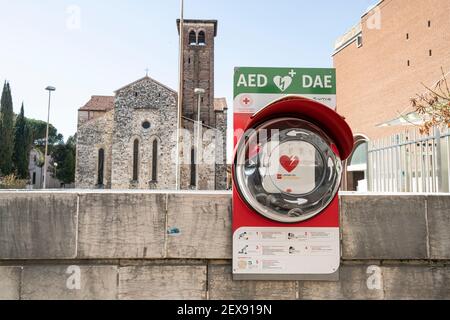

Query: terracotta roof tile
left=79, top=96, right=115, bottom=111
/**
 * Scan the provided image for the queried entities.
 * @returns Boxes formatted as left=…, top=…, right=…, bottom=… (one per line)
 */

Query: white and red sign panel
left=232, top=67, right=353, bottom=280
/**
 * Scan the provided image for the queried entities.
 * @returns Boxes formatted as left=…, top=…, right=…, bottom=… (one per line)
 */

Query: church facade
left=75, top=19, right=227, bottom=190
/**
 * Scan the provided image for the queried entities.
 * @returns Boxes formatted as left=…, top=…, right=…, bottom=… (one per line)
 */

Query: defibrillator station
left=233, top=67, right=353, bottom=281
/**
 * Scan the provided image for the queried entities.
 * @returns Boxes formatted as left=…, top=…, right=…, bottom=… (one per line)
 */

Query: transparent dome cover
left=234, top=118, right=343, bottom=223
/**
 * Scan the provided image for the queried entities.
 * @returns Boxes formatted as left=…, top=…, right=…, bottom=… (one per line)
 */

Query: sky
left=0, top=0, right=378, bottom=158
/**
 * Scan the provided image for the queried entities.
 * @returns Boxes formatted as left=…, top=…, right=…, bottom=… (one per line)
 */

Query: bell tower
left=177, top=19, right=218, bottom=128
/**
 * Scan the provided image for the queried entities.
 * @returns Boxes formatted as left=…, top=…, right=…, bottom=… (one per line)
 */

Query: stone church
left=75, top=19, right=228, bottom=190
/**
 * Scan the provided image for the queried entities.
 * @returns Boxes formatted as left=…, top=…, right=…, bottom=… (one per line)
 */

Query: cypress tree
left=0, top=82, right=14, bottom=175
left=61, top=146, right=75, bottom=184
left=13, top=103, right=30, bottom=179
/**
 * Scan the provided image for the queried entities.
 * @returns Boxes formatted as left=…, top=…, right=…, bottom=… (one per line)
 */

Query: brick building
left=75, top=19, right=228, bottom=190
left=333, top=0, right=450, bottom=190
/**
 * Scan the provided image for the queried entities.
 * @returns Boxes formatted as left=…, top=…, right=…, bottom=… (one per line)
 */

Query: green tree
left=0, top=82, right=14, bottom=175
left=13, top=103, right=30, bottom=179
left=51, top=135, right=76, bottom=185
left=26, top=118, right=63, bottom=147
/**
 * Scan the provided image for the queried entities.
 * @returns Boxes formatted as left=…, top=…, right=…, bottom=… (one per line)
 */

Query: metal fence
left=368, top=126, right=450, bottom=193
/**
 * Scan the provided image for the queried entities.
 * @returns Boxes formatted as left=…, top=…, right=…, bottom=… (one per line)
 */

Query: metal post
left=367, top=141, right=372, bottom=192
left=397, top=135, right=400, bottom=192
left=386, top=137, right=390, bottom=191
left=375, top=142, right=379, bottom=192
left=434, top=127, right=442, bottom=192
left=414, top=130, right=419, bottom=192
left=43, top=87, right=55, bottom=189
left=447, top=127, right=450, bottom=192
left=408, top=130, right=413, bottom=192
left=175, top=0, right=184, bottom=190
left=196, top=98, right=201, bottom=190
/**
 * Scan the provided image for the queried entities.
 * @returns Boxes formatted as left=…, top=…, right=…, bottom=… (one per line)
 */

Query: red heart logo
left=279, top=155, right=300, bottom=173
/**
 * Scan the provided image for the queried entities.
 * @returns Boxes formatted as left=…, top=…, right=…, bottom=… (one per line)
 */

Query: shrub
left=0, top=174, right=28, bottom=189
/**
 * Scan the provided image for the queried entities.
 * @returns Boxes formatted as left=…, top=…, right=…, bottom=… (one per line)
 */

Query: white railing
left=368, top=127, right=450, bottom=193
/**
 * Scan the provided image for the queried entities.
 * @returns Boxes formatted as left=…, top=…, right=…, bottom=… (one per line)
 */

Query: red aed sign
left=232, top=67, right=353, bottom=281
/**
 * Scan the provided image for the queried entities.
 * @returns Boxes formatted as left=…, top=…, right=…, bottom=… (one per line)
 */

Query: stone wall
left=111, top=77, right=178, bottom=190
left=1, top=191, right=449, bottom=300
left=179, top=117, right=227, bottom=191
left=75, top=110, right=114, bottom=189
left=180, top=119, right=217, bottom=190
left=75, top=77, right=227, bottom=191
left=215, top=109, right=228, bottom=190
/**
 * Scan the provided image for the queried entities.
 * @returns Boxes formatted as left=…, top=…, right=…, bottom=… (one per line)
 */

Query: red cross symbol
left=241, top=95, right=253, bottom=107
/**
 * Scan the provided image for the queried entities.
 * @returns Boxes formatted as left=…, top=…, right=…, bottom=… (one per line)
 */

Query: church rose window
left=142, top=121, right=151, bottom=129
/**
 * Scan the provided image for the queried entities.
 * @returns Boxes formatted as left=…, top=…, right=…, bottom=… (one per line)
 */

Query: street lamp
left=43, top=86, right=56, bottom=189
left=175, top=0, right=185, bottom=191
left=194, top=88, right=205, bottom=190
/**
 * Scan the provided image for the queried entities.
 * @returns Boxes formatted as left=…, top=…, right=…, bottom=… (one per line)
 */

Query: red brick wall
left=334, top=0, right=450, bottom=140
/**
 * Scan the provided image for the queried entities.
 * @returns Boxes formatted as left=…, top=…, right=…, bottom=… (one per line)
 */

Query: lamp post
left=194, top=88, right=205, bottom=190
left=43, top=86, right=56, bottom=189
left=54, top=162, right=58, bottom=178
left=175, top=0, right=184, bottom=190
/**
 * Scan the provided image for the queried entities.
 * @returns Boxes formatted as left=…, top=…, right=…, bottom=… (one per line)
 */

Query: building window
left=190, top=147, right=196, bottom=187
left=133, top=139, right=140, bottom=181
left=428, top=20, right=431, bottom=28
left=198, top=31, right=206, bottom=45
left=407, top=60, right=411, bottom=67
left=356, top=35, right=363, bottom=48
left=32, top=172, right=36, bottom=185
left=189, top=30, right=197, bottom=45
left=97, top=148, right=105, bottom=186
left=406, top=33, right=409, bottom=40
left=152, top=140, right=158, bottom=182
left=142, top=121, right=151, bottom=129
left=429, top=49, right=432, bottom=56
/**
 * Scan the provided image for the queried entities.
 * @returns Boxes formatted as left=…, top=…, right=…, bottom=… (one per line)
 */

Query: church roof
left=79, top=96, right=115, bottom=112
left=214, top=98, right=228, bottom=111
left=114, top=76, right=177, bottom=94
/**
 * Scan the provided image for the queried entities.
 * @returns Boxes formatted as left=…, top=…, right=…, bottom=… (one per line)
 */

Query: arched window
left=198, top=31, right=206, bottom=45
left=190, top=147, right=196, bottom=187
left=151, top=140, right=158, bottom=182
left=132, top=139, right=139, bottom=181
left=344, top=135, right=369, bottom=192
left=97, top=148, right=105, bottom=186
left=189, top=30, right=197, bottom=45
